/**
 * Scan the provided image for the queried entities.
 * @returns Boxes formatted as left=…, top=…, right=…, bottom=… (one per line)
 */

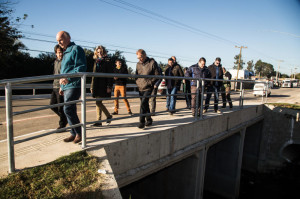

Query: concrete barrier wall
left=258, top=105, right=300, bottom=172
left=92, top=105, right=264, bottom=188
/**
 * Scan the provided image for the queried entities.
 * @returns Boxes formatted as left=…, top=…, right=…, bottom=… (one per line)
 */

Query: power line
left=21, top=36, right=195, bottom=63
left=19, top=48, right=137, bottom=63
left=21, top=31, right=195, bottom=62
left=98, top=0, right=241, bottom=46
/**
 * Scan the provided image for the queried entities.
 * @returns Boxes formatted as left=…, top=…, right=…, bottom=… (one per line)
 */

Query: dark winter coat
left=113, top=65, right=128, bottom=86
left=165, top=64, right=184, bottom=89
left=185, top=64, right=211, bottom=87
left=135, top=57, right=160, bottom=91
left=91, top=57, right=113, bottom=98
left=208, top=63, right=223, bottom=87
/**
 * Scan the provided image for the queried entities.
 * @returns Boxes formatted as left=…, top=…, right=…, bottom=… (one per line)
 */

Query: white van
left=282, top=80, right=292, bottom=88
left=253, top=83, right=271, bottom=97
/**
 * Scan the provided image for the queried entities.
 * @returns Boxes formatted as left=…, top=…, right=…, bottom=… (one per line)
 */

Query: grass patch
left=0, top=151, right=103, bottom=199
left=267, top=103, right=300, bottom=110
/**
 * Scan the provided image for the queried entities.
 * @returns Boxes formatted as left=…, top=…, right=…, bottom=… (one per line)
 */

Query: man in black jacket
left=112, top=59, right=132, bottom=115
left=165, top=58, right=184, bottom=115
left=185, top=57, right=210, bottom=117
left=205, top=57, right=223, bottom=113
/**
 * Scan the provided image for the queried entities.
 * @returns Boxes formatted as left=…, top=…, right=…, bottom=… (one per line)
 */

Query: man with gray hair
left=56, top=31, right=87, bottom=144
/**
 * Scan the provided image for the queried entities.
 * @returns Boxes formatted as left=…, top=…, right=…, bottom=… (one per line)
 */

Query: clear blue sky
left=12, top=0, right=300, bottom=75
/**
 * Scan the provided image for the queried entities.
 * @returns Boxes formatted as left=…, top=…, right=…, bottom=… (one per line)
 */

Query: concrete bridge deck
left=0, top=102, right=261, bottom=177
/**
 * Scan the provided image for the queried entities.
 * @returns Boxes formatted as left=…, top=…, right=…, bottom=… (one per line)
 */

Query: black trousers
left=50, top=88, right=67, bottom=127
left=139, top=89, right=153, bottom=124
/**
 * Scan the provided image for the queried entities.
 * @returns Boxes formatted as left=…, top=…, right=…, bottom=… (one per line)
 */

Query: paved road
left=0, top=88, right=299, bottom=141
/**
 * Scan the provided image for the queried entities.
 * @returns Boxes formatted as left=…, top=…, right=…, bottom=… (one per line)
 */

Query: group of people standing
left=52, top=30, right=233, bottom=144
left=184, top=57, right=233, bottom=117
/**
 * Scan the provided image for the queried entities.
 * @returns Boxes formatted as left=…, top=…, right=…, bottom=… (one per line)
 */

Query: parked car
left=282, top=80, right=293, bottom=88
left=253, top=82, right=271, bottom=97
left=157, top=79, right=166, bottom=95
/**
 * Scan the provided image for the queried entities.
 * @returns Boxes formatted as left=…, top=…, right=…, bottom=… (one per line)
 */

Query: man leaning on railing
left=56, top=31, right=87, bottom=144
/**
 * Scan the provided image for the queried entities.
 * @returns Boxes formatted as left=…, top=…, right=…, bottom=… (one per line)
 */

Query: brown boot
left=64, top=135, right=75, bottom=142
left=73, top=135, right=82, bottom=144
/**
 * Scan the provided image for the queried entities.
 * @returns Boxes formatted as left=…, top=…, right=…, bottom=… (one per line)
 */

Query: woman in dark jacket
left=90, top=45, right=113, bottom=126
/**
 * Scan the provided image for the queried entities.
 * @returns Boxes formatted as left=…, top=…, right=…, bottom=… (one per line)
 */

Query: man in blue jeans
left=165, top=58, right=184, bottom=115
left=56, top=31, right=87, bottom=143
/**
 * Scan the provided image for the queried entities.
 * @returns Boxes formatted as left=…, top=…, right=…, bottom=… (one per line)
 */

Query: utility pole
left=276, top=60, right=284, bottom=85
left=294, top=67, right=298, bottom=79
left=234, top=46, right=247, bottom=91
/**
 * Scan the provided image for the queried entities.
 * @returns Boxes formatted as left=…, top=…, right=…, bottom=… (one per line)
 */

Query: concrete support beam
left=204, top=130, right=245, bottom=199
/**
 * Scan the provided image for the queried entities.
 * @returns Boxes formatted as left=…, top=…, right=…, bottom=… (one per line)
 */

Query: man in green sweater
left=56, top=31, right=87, bottom=144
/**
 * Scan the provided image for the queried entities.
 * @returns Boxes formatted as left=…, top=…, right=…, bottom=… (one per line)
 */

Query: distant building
left=229, top=69, right=252, bottom=79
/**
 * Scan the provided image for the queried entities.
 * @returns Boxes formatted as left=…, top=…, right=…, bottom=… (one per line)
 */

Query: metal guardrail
left=0, top=72, right=269, bottom=173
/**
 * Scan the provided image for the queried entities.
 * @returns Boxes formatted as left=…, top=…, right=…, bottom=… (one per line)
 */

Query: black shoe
left=91, top=123, right=102, bottom=127
left=112, top=112, right=118, bottom=115
left=57, top=126, right=65, bottom=130
left=128, top=111, right=133, bottom=115
left=138, top=123, right=145, bottom=129
left=221, top=106, right=226, bottom=108
left=145, top=119, right=153, bottom=127
left=106, top=115, right=112, bottom=124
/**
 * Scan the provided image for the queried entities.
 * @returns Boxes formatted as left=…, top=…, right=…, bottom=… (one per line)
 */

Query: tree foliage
left=254, top=60, right=276, bottom=78
left=233, top=54, right=245, bottom=70
left=247, top=60, right=254, bottom=73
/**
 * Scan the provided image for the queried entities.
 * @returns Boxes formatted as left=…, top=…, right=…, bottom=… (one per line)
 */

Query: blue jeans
left=166, top=87, right=178, bottom=111
left=205, top=86, right=220, bottom=111
left=63, top=88, right=81, bottom=136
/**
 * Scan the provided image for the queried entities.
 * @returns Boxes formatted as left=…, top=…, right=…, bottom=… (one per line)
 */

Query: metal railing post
left=200, top=80, right=205, bottom=119
left=81, top=74, right=87, bottom=148
left=195, top=80, right=200, bottom=119
left=239, top=82, right=243, bottom=108
left=265, top=83, right=269, bottom=103
left=241, top=87, right=245, bottom=108
left=5, top=83, right=15, bottom=173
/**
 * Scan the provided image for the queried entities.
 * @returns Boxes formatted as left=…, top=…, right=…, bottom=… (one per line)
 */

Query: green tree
left=281, top=73, right=290, bottom=78
left=233, top=54, right=245, bottom=70
left=0, top=1, right=30, bottom=79
left=254, top=60, right=276, bottom=78
left=295, top=73, right=300, bottom=79
left=247, top=60, right=254, bottom=72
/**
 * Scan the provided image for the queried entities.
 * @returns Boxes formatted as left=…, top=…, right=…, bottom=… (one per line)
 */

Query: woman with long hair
left=90, top=45, right=113, bottom=126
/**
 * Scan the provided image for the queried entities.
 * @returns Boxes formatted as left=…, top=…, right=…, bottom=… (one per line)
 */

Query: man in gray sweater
left=135, top=49, right=159, bottom=129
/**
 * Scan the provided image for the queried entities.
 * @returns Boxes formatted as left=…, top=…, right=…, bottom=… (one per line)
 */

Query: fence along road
left=0, top=72, right=268, bottom=174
